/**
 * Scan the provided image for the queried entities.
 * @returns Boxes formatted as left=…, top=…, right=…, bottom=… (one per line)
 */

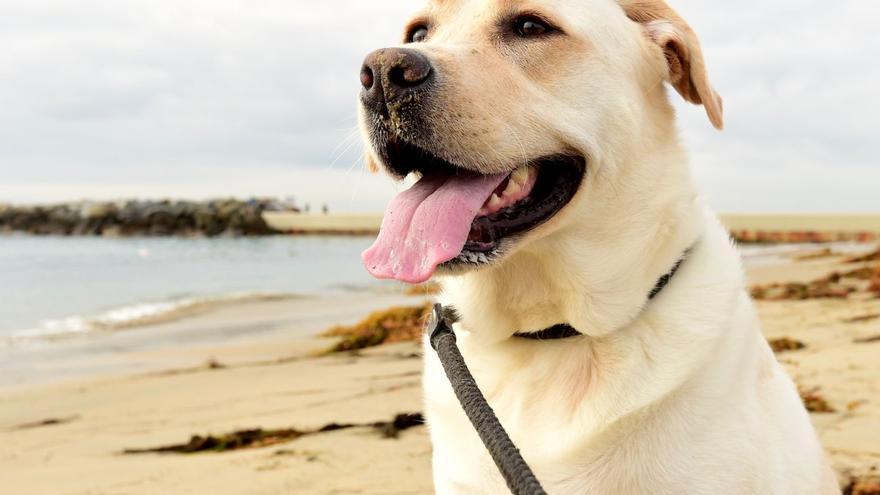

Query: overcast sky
left=0, top=0, right=877, bottom=212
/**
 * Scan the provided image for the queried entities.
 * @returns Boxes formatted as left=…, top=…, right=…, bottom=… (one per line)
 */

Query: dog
left=356, top=0, right=839, bottom=493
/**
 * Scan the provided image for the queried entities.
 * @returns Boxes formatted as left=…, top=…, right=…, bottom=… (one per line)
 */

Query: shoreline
left=3, top=292, right=302, bottom=343
left=4, top=208, right=880, bottom=241
left=0, top=292, right=426, bottom=392
left=263, top=212, right=880, bottom=242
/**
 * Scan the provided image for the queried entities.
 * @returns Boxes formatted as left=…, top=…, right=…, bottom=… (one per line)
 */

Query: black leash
left=427, top=251, right=689, bottom=494
left=429, top=304, right=549, bottom=495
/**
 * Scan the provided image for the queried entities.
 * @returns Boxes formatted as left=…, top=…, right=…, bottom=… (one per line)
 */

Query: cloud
left=0, top=0, right=876, bottom=212
left=671, top=0, right=880, bottom=211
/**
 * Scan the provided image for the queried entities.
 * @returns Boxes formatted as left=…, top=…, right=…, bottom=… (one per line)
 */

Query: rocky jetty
left=0, top=199, right=292, bottom=237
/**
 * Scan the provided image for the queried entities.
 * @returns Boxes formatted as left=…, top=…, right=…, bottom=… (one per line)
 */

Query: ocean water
left=2, top=235, right=873, bottom=344
left=0, top=235, right=390, bottom=341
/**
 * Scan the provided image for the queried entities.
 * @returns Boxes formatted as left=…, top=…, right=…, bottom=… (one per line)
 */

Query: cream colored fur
left=360, top=0, right=839, bottom=493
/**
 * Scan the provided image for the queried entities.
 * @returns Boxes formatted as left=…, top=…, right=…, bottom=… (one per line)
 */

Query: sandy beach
left=2, top=246, right=879, bottom=494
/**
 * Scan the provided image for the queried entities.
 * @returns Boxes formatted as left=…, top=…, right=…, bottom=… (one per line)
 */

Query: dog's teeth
left=488, top=193, right=502, bottom=209
left=502, top=177, right=521, bottom=198
left=510, top=165, right=530, bottom=186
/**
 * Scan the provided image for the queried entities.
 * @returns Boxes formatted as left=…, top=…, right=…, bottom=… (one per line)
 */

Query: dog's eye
left=406, top=25, right=429, bottom=43
left=513, top=16, right=553, bottom=37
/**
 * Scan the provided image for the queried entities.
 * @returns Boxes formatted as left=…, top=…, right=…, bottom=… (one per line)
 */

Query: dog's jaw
left=437, top=146, right=707, bottom=342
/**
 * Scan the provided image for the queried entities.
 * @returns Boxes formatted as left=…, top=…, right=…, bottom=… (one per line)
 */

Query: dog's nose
left=360, top=48, right=433, bottom=110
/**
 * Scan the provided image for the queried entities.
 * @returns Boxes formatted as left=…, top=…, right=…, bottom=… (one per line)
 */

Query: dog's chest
left=422, top=334, right=769, bottom=495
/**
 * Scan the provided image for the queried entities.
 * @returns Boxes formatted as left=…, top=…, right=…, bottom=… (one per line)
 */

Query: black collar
left=513, top=250, right=689, bottom=341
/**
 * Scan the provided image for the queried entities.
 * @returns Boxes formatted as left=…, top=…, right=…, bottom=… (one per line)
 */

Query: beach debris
left=11, top=416, right=79, bottom=431
left=205, top=358, right=226, bottom=370
left=768, top=337, right=806, bottom=353
left=404, top=282, right=442, bottom=296
left=844, top=248, right=880, bottom=264
left=751, top=264, right=880, bottom=301
left=847, top=400, right=868, bottom=412
left=123, top=427, right=312, bottom=454
left=272, top=448, right=321, bottom=462
left=792, top=247, right=836, bottom=261
left=122, top=413, right=424, bottom=455
left=375, top=412, right=424, bottom=439
left=843, top=475, right=880, bottom=495
left=841, top=266, right=880, bottom=281
left=799, top=387, right=836, bottom=414
left=845, top=314, right=880, bottom=324
left=751, top=281, right=854, bottom=301
left=322, top=303, right=432, bottom=353
left=730, top=230, right=877, bottom=244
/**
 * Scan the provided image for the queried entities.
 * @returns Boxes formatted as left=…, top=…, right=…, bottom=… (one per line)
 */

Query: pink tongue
left=362, top=172, right=508, bottom=283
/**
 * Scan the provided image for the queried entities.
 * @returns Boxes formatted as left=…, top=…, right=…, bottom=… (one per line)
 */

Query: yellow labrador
left=357, top=0, right=839, bottom=493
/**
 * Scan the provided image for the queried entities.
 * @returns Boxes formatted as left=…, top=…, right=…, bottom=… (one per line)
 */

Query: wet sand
left=0, top=293, right=420, bottom=391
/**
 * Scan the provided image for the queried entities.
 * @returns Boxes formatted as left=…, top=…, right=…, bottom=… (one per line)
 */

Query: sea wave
left=5, top=292, right=296, bottom=345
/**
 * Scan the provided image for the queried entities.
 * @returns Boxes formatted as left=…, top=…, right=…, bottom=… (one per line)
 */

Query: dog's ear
left=620, top=0, right=723, bottom=130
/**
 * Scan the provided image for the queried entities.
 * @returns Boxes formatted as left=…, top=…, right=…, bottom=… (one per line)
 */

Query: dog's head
left=359, top=0, right=722, bottom=285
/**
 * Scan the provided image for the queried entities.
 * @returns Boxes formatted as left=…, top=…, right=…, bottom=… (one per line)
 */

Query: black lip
left=379, top=136, right=458, bottom=179
left=462, top=155, right=586, bottom=253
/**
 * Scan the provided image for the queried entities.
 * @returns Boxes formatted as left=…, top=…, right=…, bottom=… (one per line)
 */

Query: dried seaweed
left=799, top=388, right=836, bottom=414
left=404, top=283, right=441, bottom=296
left=12, top=416, right=78, bottom=431
left=843, top=475, right=880, bottom=495
left=768, top=337, right=806, bottom=353
left=843, top=248, right=880, bottom=264
left=845, top=314, right=880, bottom=324
left=322, top=304, right=431, bottom=353
left=752, top=264, right=880, bottom=301
left=731, top=231, right=877, bottom=244
left=123, top=413, right=424, bottom=455
left=792, top=248, right=836, bottom=261
left=751, top=281, right=854, bottom=301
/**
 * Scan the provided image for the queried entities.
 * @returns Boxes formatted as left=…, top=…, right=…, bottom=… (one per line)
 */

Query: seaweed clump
left=322, top=303, right=432, bottom=353
left=845, top=314, right=880, bottom=324
left=404, top=282, right=441, bottom=296
left=799, top=388, right=836, bottom=413
left=731, top=231, right=877, bottom=244
left=124, top=427, right=311, bottom=454
left=751, top=265, right=880, bottom=301
left=123, top=413, right=424, bottom=455
left=793, top=248, right=836, bottom=261
left=844, top=248, right=880, bottom=264
left=768, top=337, right=806, bottom=353
left=844, top=475, right=880, bottom=495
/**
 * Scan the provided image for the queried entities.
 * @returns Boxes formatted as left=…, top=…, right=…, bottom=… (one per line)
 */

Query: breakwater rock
left=0, top=199, right=289, bottom=237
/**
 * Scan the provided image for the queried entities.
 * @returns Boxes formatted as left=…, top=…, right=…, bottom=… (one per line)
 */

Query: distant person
left=322, top=204, right=329, bottom=215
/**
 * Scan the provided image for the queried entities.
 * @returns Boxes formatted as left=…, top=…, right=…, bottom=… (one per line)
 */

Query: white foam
left=5, top=292, right=294, bottom=345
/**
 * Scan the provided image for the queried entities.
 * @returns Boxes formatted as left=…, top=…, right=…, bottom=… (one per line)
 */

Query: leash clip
left=428, top=303, right=456, bottom=351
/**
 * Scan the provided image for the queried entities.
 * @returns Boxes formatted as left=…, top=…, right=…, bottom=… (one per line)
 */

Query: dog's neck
left=439, top=126, right=705, bottom=342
